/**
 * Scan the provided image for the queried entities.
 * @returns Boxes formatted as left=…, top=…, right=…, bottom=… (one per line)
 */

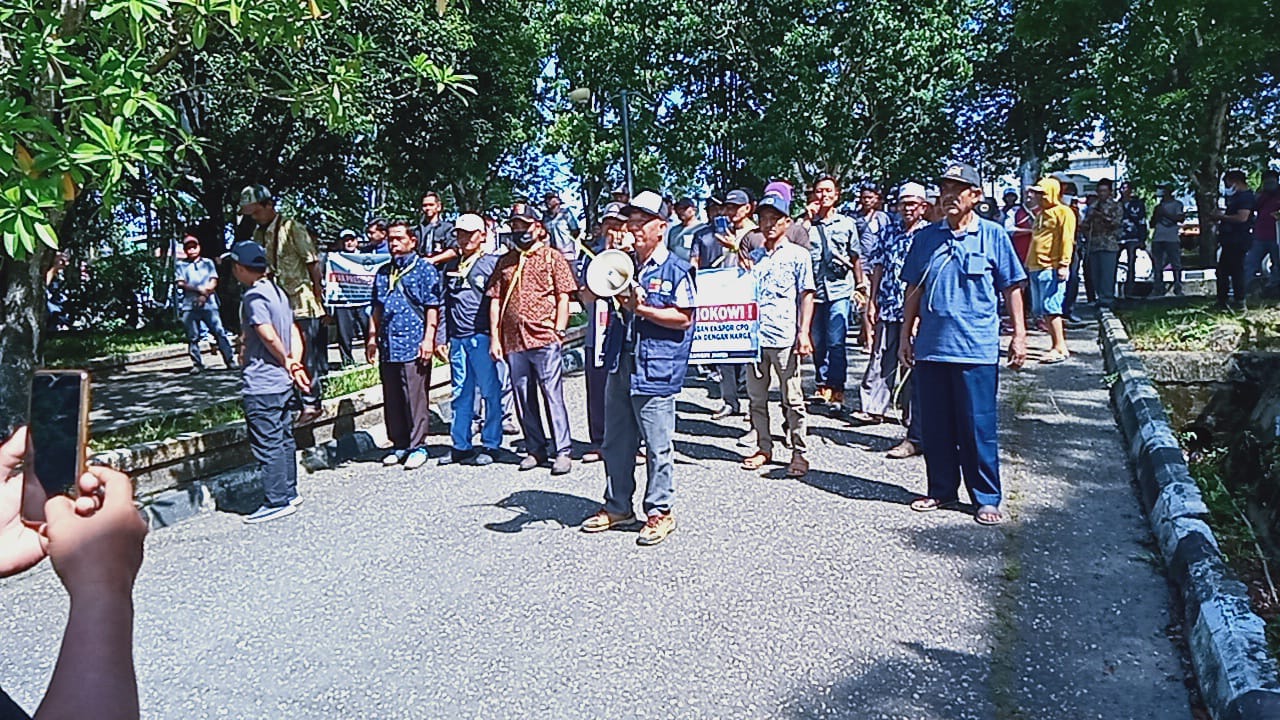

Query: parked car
left=1179, top=208, right=1199, bottom=250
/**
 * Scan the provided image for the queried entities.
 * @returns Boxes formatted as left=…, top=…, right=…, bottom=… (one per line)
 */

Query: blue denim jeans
left=602, top=353, right=675, bottom=517
left=182, top=305, right=236, bottom=369
left=811, top=298, right=850, bottom=391
left=1244, top=237, right=1280, bottom=290
left=449, top=335, right=503, bottom=453
left=243, top=390, right=298, bottom=507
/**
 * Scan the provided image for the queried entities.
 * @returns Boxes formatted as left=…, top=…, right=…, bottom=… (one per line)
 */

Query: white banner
left=323, top=252, right=389, bottom=307
left=690, top=267, right=759, bottom=364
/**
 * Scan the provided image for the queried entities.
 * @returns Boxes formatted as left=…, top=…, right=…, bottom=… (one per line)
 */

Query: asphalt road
left=3, top=336, right=1194, bottom=719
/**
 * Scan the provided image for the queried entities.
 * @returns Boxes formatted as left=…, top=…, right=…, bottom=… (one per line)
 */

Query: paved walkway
left=4, top=334, right=1194, bottom=719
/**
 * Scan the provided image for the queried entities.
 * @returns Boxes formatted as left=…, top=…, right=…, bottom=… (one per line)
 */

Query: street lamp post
left=570, top=87, right=635, bottom=198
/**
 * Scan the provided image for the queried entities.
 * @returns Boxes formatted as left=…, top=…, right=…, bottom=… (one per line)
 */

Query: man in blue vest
left=581, top=190, right=696, bottom=547
left=899, top=163, right=1028, bottom=526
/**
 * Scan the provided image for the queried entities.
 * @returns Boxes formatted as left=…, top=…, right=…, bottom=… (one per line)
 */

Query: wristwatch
left=556, top=329, right=567, bottom=339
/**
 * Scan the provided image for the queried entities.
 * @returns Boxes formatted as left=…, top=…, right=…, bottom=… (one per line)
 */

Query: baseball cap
left=1002, top=188, right=1018, bottom=198
left=221, top=240, right=268, bottom=270
left=624, top=190, right=668, bottom=220
left=763, top=181, right=793, bottom=205
left=673, top=197, right=696, bottom=212
left=507, top=206, right=541, bottom=224
left=898, top=182, right=927, bottom=201
left=925, top=186, right=940, bottom=202
left=611, top=183, right=628, bottom=196
left=724, top=189, right=751, bottom=206
left=455, top=213, right=485, bottom=234
left=937, top=162, right=981, bottom=189
left=757, top=192, right=790, bottom=217
left=339, top=228, right=358, bottom=240
left=182, top=236, right=200, bottom=247
left=238, top=184, right=272, bottom=211
left=602, top=202, right=628, bottom=222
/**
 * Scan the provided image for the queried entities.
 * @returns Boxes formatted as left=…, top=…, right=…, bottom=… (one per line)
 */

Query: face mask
left=1223, top=187, right=1236, bottom=197
left=1062, top=194, right=1075, bottom=205
left=511, top=231, right=535, bottom=250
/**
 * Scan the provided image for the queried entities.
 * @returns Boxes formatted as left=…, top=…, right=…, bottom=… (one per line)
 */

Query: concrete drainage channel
left=1099, top=309, right=1280, bottom=719
left=91, top=328, right=587, bottom=529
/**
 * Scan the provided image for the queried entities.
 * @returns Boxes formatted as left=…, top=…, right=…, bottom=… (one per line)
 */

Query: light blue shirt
left=900, top=217, right=1026, bottom=364
left=750, top=239, right=815, bottom=349
left=176, top=257, right=220, bottom=311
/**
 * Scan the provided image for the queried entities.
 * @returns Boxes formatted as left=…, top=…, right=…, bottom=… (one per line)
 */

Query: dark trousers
left=380, top=360, right=432, bottom=451
left=902, top=363, right=922, bottom=446
left=585, top=354, right=608, bottom=448
left=333, top=306, right=366, bottom=366
left=1218, top=240, right=1248, bottom=306
left=297, top=317, right=327, bottom=407
left=718, top=363, right=744, bottom=413
left=915, top=361, right=1001, bottom=508
left=1063, top=249, right=1084, bottom=316
left=243, top=390, right=298, bottom=508
left=508, top=344, right=572, bottom=459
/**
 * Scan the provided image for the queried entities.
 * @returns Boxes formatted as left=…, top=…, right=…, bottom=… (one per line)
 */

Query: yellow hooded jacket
left=1027, top=177, right=1076, bottom=272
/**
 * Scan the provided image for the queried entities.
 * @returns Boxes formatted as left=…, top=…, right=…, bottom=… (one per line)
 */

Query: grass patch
left=90, top=363, right=385, bottom=452
left=1116, top=298, right=1280, bottom=352
left=46, top=328, right=183, bottom=367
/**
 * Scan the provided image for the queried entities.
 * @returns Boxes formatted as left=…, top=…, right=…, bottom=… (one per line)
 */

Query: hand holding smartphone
left=29, top=369, right=91, bottom=497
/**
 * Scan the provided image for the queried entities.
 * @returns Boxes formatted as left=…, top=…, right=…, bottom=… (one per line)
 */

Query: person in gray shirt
left=226, top=241, right=311, bottom=524
left=1149, top=185, right=1185, bottom=296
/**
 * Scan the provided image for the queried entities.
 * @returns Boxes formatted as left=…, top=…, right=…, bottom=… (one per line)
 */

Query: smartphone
left=29, top=369, right=91, bottom=496
left=714, top=216, right=731, bottom=236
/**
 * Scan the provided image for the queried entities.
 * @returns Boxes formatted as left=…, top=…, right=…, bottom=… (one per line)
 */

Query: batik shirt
left=868, top=218, right=923, bottom=323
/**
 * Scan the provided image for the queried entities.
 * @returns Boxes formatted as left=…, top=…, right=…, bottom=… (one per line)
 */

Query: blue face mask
left=1223, top=187, right=1236, bottom=197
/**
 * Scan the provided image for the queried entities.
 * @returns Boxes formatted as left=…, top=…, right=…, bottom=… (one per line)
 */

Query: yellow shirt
left=255, top=214, right=325, bottom=318
left=1027, top=204, right=1075, bottom=272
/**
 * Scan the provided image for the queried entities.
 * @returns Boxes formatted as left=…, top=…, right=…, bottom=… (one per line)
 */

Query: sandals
left=786, top=453, right=809, bottom=478
left=910, top=496, right=959, bottom=513
left=975, top=505, right=1004, bottom=525
left=1040, top=350, right=1069, bottom=365
left=741, top=452, right=772, bottom=470
left=849, top=411, right=884, bottom=425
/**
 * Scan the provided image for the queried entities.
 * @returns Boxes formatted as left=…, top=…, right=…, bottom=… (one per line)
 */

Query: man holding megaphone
left=581, top=191, right=696, bottom=547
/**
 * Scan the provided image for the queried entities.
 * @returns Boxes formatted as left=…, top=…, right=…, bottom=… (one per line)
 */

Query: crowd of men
left=159, top=165, right=1280, bottom=536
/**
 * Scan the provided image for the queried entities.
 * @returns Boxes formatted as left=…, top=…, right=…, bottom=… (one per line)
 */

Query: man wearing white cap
left=581, top=190, right=696, bottom=547
left=859, top=183, right=929, bottom=459
left=440, top=214, right=503, bottom=466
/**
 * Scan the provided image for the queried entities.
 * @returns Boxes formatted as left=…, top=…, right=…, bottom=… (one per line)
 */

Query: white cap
left=624, top=190, right=668, bottom=219
left=898, top=182, right=927, bottom=201
left=455, top=213, right=485, bottom=234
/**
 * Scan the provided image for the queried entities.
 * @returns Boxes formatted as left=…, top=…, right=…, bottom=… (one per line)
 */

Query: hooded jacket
left=1027, top=178, right=1076, bottom=271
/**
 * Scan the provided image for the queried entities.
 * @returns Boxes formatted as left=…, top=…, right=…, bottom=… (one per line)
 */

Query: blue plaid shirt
left=867, top=217, right=922, bottom=323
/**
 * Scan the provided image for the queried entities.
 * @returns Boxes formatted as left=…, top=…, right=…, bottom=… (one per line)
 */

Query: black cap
left=938, top=162, right=982, bottom=189
left=724, top=189, right=751, bottom=206
left=507, top=206, right=541, bottom=224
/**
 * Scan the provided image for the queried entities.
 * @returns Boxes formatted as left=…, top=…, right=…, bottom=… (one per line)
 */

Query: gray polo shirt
left=240, top=278, right=295, bottom=396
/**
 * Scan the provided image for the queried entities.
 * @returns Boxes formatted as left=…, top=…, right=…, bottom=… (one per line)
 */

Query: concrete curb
left=94, top=328, right=587, bottom=529
left=1099, top=309, right=1280, bottom=719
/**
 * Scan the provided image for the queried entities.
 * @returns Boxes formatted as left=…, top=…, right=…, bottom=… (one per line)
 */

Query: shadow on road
left=808, top=424, right=901, bottom=453
left=786, top=469, right=920, bottom=507
left=483, top=490, right=602, bottom=533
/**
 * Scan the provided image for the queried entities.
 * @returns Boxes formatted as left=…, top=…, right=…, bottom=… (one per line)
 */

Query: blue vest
left=602, top=252, right=696, bottom=396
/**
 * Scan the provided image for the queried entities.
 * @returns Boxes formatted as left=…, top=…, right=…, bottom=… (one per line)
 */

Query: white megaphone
left=585, top=249, right=637, bottom=298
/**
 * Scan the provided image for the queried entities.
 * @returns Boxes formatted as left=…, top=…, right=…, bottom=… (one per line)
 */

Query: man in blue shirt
left=807, top=176, right=863, bottom=408
left=367, top=221, right=443, bottom=471
left=899, top=163, right=1028, bottom=526
left=440, top=214, right=501, bottom=467
left=175, top=235, right=237, bottom=373
left=581, top=191, right=696, bottom=547
left=542, top=191, right=582, bottom=262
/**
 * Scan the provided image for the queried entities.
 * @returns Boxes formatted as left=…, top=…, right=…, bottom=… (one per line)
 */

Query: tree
left=0, top=0, right=469, bottom=429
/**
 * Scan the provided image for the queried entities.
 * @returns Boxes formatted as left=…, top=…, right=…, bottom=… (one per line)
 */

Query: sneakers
left=403, top=448, right=429, bottom=470
left=189, top=366, right=204, bottom=375
left=519, top=454, right=545, bottom=471
left=551, top=454, right=572, bottom=476
left=440, top=449, right=495, bottom=466
left=581, top=450, right=603, bottom=463
left=243, top=503, right=297, bottom=524
left=288, top=494, right=304, bottom=507
left=469, top=451, right=495, bottom=467
left=711, top=404, right=740, bottom=420
left=580, top=508, right=636, bottom=533
left=637, top=512, right=676, bottom=546
left=382, top=449, right=409, bottom=466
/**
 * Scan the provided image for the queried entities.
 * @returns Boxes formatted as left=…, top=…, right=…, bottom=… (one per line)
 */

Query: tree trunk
left=0, top=255, right=46, bottom=437
left=1193, top=92, right=1230, bottom=267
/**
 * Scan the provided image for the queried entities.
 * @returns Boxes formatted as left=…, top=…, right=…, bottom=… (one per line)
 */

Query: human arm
left=554, top=292, right=570, bottom=336
left=488, top=295, right=504, bottom=360
left=33, top=463, right=147, bottom=720
left=418, top=306, right=439, bottom=363
left=366, top=306, right=381, bottom=364
left=1003, top=283, right=1028, bottom=368
left=1057, top=210, right=1076, bottom=281
left=795, top=290, right=815, bottom=356
left=254, top=322, right=311, bottom=393
left=867, top=265, right=884, bottom=327
left=898, top=285, right=921, bottom=368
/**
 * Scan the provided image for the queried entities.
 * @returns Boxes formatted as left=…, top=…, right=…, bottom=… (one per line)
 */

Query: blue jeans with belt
left=182, top=305, right=236, bottom=369
left=811, top=298, right=851, bottom=391
left=602, top=353, right=675, bottom=518
left=914, top=361, right=1001, bottom=508
left=449, top=334, right=503, bottom=453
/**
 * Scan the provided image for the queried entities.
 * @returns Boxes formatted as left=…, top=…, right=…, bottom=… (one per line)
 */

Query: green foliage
left=45, top=327, right=182, bottom=367
left=1117, top=299, right=1280, bottom=352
